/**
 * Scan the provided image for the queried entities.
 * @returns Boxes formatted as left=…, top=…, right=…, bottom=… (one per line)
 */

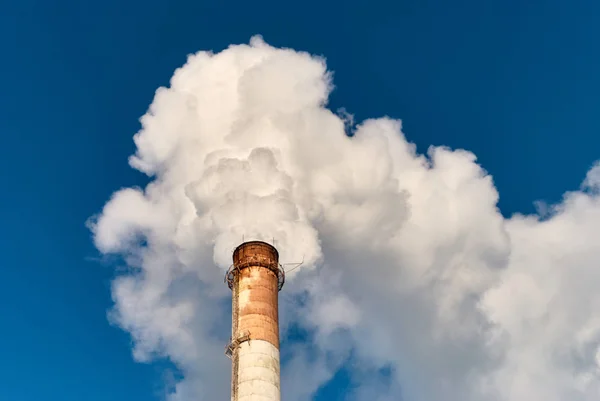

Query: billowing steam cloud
left=90, top=36, right=600, bottom=401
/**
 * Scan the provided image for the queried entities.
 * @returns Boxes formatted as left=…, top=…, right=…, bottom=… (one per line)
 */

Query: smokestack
left=225, top=241, right=285, bottom=401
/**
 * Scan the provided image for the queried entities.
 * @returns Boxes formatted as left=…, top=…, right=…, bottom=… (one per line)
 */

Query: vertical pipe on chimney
left=225, top=241, right=283, bottom=401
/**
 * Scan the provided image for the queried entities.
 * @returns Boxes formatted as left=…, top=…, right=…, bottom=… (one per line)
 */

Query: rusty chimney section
left=225, top=241, right=284, bottom=401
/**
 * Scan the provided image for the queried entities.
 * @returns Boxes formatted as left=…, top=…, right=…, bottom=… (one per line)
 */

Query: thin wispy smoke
left=90, top=36, right=600, bottom=401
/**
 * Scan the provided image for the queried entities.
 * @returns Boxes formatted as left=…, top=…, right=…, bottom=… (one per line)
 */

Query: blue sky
left=1, top=1, right=599, bottom=400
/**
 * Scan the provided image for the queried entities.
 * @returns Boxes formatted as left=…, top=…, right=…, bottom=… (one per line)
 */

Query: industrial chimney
left=225, top=241, right=285, bottom=401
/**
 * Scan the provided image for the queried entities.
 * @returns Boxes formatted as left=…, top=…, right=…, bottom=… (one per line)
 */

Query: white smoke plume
left=89, top=36, right=600, bottom=401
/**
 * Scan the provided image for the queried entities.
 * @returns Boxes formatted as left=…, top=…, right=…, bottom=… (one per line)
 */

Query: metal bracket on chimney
left=225, top=330, right=251, bottom=359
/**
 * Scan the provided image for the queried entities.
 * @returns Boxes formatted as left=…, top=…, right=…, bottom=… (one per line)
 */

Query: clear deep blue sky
left=1, top=1, right=599, bottom=400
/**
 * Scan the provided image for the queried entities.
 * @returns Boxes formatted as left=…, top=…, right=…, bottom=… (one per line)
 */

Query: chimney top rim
left=233, top=240, right=279, bottom=257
